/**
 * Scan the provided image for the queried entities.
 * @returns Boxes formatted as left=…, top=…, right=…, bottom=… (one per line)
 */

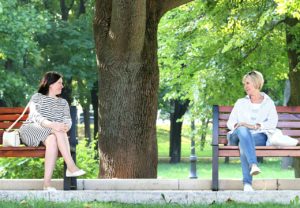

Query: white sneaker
left=66, top=169, right=86, bottom=177
left=250, top=165, right=261, bottom=176
left=43, top=186, right=57, bottom=191
left=243, top=183, right=254, bottom=192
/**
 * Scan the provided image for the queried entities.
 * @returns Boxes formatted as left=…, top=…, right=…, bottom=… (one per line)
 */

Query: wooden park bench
left=212, top=105, right=300, bottom=191
left=0, top=106, right=78, bottom=190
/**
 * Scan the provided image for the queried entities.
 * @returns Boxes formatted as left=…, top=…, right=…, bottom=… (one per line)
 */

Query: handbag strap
left=6, top=102, right=30, bottom=132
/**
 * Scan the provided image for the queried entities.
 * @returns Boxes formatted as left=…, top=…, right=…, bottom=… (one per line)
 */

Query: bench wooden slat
left=218, top=128, right=300, bottom=137
left=219, top=149, right=300, bottom=157
left=0, top=122, right=23, bottom=129
left=220, top=146, right=300, bottom=150
left=276, top=106, right=300, bottom=113
left=277, top=114, right=300, bottom=121
left=219, top=106, right=300, bottom=113
left=219, top=113, right=300, bottom=121
left=0, top=107, right=29, bottom=114
left=219, top=120, right=300, bottom=128
left=0, top=115, right=28, bottom=121
left=218, top=138, right=228, bottom=144
left=0, top=146, right=46, bottom=157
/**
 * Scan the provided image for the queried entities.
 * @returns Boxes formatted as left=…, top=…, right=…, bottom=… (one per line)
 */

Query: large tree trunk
left=169, top=99, right=189, bottom=163
left=285, top=17, right=300, bottom=177
left=93, top=0, right=193, bottom=178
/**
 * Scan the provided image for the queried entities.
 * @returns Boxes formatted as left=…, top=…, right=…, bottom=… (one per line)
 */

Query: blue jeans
left=229, top=126, right=267, bottom=185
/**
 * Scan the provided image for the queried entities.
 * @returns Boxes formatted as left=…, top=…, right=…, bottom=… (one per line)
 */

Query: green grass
left=158, top=159, right=294, bottom=179
left=76, top=124, right=295, bottom=180
left=155, top=124, right=212, bottom=158
left=0, top=201, right=298, bottom=208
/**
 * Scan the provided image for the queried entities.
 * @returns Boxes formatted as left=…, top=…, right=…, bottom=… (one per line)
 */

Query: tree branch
left=158, top=0, right=194, bottom=18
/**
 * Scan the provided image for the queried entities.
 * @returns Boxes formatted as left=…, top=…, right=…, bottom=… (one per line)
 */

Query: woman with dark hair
left=20, top=71, right=85, bottom=191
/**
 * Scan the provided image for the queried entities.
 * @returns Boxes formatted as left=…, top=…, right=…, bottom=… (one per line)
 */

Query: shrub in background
left=0, top=139, right=98, bottom=179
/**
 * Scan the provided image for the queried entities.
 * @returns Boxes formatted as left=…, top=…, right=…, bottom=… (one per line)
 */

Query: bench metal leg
left=63, top=155, right=77, bottom=190
left=64, top=106, right=78, bottom=190
left=212, top=145, right=219, bottom=191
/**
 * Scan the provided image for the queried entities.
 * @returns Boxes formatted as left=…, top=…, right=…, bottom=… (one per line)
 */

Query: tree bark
left=83, top=105, right=91, bottom=142
left=285, top=17, right=300, bottom=177
left=93, top=0, right=193, bottom=178
left=169, top=99, right=189, bottom=163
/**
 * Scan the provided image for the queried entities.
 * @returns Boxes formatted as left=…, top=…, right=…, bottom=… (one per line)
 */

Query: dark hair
left=38, top=71, right=62, bottom=95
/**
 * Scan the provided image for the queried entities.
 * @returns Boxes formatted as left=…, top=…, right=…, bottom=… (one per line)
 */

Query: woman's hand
left=51, top=122, right=69, bottom=132
left=234, top=122, right=258, bottom=130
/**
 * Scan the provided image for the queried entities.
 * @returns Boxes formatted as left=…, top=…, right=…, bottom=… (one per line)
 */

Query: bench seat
left=212, top=105, right=300, bottom=191
left=0, top=106, right=78, bottom=190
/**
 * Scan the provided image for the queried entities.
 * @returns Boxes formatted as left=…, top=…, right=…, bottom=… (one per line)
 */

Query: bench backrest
left=213, top=105, right=300, bottom=145
left=0, top=107, right=29, bottom=145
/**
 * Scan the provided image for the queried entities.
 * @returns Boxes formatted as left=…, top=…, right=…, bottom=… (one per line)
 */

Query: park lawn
left=0, top=201, right=297, bottom=208
left=158, top=159, right=294, bottom=179
left=77, top=124, right=294, bottom=180
left=149, top=123, right=212, bottom=158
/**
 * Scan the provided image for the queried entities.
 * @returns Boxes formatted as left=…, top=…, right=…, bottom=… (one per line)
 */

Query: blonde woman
left=227, top=71, right=278, bottom=191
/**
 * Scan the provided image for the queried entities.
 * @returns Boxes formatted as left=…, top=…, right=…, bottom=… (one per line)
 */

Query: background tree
left=275, top=0, right=300, bottom=177
left=158, top=0, right=291, bottom=160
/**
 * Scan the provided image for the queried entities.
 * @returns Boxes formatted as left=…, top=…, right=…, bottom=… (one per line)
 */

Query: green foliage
left=276, top=0, right=300, bottom=19
left=75, top=139, right=99, bottom=178
left=290, top=196, right=300, bottom=206
left=0, top=139, right=98, bottom=179
left=0, top=0, right=97, bottom=107
left=0, top=0, right=50, bottom=106
left=157, top=0, right=296, bottom=133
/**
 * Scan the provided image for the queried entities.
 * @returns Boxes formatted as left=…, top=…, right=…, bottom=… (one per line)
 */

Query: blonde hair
left=242, top=70, right=264, bottom=90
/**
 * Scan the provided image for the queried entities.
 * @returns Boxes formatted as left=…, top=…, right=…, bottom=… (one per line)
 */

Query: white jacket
left=267, top=129, right=298, bottom=146
left=227, top=93, right=278, bottom=145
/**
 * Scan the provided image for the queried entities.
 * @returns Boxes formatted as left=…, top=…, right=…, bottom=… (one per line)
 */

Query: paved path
left=0, top=190, right=300, bottom=204
left=1, top=179, right=300, bottom=204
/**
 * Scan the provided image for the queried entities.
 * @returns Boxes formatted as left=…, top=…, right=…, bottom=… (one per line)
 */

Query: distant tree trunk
left=78, top=0, right=86, bottom=16
left=0, top=99, right=6, bottom=107
left=59, top=0, right=74, bottom=104
left=61, top=78, right=73, bottom=105
left=282, top=79, right=293, bottom=169
left=94, top=0, right=193, bottom=178
left=285, top=17, right=300, bottom=177
left=60, top=0, right=74, bottom=21
left=91, top=80, right=99, bottom=140
left=83, top=105, right=91, bottom=142
left=169, top=99, right=189, bottom=163
left=199, top=117, right=209, bottom=150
